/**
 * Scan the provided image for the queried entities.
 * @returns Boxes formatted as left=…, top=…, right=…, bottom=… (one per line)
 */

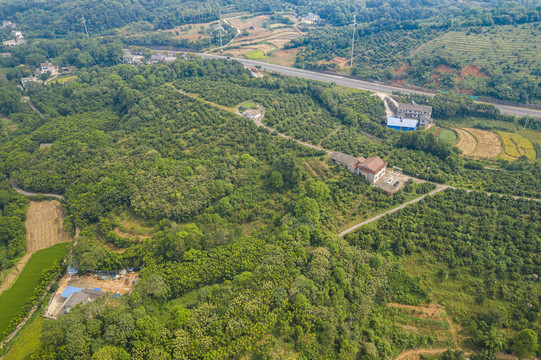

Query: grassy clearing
left=48, top=75, right=76, bottom=85
left=111, top=209, right=159, bottom=237
left=0, top=243, right=67, bottom=334
left=497, top=131, right=536, bottom=160
left=240, top=101, right=258, bottom=110
left=519, top=129, right=541, bottom=144
left=400, top=254, right=512, bottom=328
left=243, top=49, right=267, bottom=59
left=440, top=117, right=520, bottom=131
left=437, top=128, right=457, bottom=143
left=4, top=316, right=43, bottom=360
left=415, top=24, right=541, bottom=77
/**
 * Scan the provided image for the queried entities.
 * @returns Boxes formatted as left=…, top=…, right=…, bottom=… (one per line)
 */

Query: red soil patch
left=395, top=63, right=409, bottom=75
left=461, top=64, right=488, bottom=78
left=434, top=64, right=455, bottom=73
left=392, top=79, right=406, bottom=85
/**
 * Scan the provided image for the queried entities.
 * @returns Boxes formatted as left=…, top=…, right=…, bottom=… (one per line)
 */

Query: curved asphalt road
left=198, top=53, right=541, bottom=119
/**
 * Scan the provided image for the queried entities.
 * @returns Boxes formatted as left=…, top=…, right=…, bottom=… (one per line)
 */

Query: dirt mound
left=434, top=64, right=455, bottom=73
left=395, top=63, right=409, bottom=75
left=461, top=64, right=488, bottom=78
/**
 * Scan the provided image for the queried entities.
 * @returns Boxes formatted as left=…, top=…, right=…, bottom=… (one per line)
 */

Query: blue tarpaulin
left=60, top=286, right=82, bottom=298
left=94, top=288, right=101, bottom=291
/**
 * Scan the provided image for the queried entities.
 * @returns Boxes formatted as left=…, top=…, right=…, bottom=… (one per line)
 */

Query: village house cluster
left=20, top=62, right=75, bottom=88
left=122, top=50, right=178, bottom=65
left=1, top=20, right=26, bottom=47
left=386, top=102, right=433, bottom=131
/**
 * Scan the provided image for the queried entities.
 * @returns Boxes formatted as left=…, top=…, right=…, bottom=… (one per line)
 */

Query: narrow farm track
left=234, top=103, right=332, bottom=154
left=394, top=348, right=450, bottom=360
left=339, top=185, right=449, bottom=236
left=10, top=175, right=63, bottom=199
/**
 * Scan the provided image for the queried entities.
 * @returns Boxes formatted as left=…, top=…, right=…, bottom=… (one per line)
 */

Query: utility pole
left=523, top=117, right=529, bottom=130
left=82, top=15, right=89, bottom=38
left=350, top=15, right=356, bottom=67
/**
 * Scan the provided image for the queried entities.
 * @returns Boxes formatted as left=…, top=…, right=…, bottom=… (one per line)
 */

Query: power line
left=350, top=15, right=356, bottom=67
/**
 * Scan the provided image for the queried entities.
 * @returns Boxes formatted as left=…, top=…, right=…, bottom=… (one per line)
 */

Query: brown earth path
left=0, top=200, right=70, bottom=295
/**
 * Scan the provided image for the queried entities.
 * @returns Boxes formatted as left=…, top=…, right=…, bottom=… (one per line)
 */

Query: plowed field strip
left=464, top=128, right=502, bottom=158
left=454, top=128, right=477, bottom=155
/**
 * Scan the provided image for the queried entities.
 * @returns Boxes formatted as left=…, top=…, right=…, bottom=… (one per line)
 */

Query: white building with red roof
left=331, top=152, right=387, bottom=183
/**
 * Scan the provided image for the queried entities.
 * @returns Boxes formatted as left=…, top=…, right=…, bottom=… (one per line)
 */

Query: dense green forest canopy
left=0, top=42, right=540, bottom=358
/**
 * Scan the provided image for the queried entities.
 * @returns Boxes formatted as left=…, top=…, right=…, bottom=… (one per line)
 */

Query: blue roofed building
left=386, top=116, right=418, bottom=131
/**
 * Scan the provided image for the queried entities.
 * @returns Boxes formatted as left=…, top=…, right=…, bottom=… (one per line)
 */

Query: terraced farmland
left=414, top=24, right=541, bottom=77
left=454, top=128, right=503, bottom=159
left=497, top=131, right=537, bottom=160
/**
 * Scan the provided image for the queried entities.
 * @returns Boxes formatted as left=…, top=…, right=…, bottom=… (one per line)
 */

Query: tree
left=92, top=346, right=130, bottom=360
left=295, top=197, right=320, bottom=228
left=512, top=329, right=538, bottom=359
left=0, top=85, right=22, bottom=115
left=305, top=178, right=330, bottom=203
left=270, top=171, right=283, bottom=190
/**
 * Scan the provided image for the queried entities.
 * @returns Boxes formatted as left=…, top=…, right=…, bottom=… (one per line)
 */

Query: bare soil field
left=26, top=200, right=69, bottom=252
left=0, top=200, right=70, bottom=294
left=454, top=128, right=477, bottom=155
left=264, top=48, right=300, bottom=66
left=388, top=303, right=446, bottom=320
left=464, top=128, right=502, bottom=158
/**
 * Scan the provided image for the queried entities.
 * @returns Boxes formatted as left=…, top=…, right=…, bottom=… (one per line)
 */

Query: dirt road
left=339, top=185, right=449, bottom=236
left=10, top=175, right=63, bottom=199
left=236, top=103, right=332, bottom=154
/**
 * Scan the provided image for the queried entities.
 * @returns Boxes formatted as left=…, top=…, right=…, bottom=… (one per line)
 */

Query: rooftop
left=330, top=152, right=358, bottom=166
left=359, top=157, right=387, bottom=173
left=387, top=116, right=418, bottom=128
left=397, top=103, right=432, bottom=113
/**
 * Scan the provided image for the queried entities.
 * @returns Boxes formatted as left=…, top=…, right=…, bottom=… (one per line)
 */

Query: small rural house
left=305, top=13, right=321, bottom=24
left=122, top=53, right=143, bottom=65
left=1, top=20, right=16, bottom=29
left=397, top=102, right=433, bottom=126
left=21, top=76, right=41, bottom=87
left=40, top=62, right=58, bottom=76
left=331, top=152, right=387, bottom=183
left=386, top=116, right=418, bottom=131
left=59, top=287, right=104, bottom=316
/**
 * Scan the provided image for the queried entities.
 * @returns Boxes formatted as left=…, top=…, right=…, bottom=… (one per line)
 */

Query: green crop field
left=519, top=129, right=541, bottom=144
left=243, top=49, right=267, bottom=59
left=0, top=243, right=67, bottom=335
left=4, top=316, right=43, bottom=360
left=415, top=24, right=541, bottom=77
left=498, top=131, right=536, bottom=160
left=49, top=75, right=77, bottom=85
left=438, top=128, right=457, bottom=143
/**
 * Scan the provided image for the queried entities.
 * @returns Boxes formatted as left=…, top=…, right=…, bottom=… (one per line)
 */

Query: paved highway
left=198, top=53, right=541, bottom=119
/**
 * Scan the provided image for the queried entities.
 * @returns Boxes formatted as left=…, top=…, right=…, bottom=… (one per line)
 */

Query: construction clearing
left=45, top=271, right=139, bottom=318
